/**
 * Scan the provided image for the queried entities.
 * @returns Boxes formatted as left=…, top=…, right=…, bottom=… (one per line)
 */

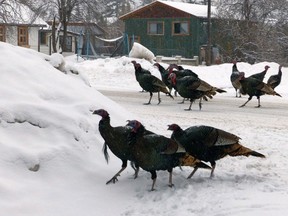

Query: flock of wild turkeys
left=92, top=61, right=282, bottom=190
left=93, top=109, right=265, bottom=191
left=133, top=61, right=282, bottom=109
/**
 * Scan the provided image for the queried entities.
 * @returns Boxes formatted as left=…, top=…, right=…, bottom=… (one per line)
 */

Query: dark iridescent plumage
left=168, top=72, right=226, bottom=110
left=239, top=74, right=281, bottom=107
left=132, top=62, right=174, bottom=105
left=93, top=109, right=153, bottom=184
left=168, top=124, right=265, bottom=178
left=127, top=120, right=210, bottom=191
left=267, top=65, right=282, bottom=89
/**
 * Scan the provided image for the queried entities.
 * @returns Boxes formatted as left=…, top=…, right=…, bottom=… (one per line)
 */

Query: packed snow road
left=98, top=89, right=288, bottom=135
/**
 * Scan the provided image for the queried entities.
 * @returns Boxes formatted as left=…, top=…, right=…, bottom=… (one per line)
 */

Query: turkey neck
left=98, top=115, right=113, bottom=137
left=232, top=64, right=238, bottom=73
left=158, top=64, right=168, bottom=75
left=170, top=74, right=177, bottom=86
left=171, top=127, right=185, bottom=142
left=128, top=125, right=146, bottom=146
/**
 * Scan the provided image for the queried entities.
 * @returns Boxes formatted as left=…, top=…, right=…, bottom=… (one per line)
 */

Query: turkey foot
left=143, top=102, right=151, bottom=105
left=133, top=167, right=139, bottom=179
left=106, top=174, right=120, bottom=184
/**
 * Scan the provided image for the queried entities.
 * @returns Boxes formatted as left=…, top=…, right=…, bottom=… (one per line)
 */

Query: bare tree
left=215, top=0, right=288, bottom=64
left=0, top=0, right=34, bottom=23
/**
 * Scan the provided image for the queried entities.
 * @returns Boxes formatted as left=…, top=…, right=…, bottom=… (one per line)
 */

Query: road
left=98, top=89, right=288, bottom=135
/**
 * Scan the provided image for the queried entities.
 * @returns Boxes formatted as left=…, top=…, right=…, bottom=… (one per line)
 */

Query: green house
left=119, top=0, right=217, bottom=62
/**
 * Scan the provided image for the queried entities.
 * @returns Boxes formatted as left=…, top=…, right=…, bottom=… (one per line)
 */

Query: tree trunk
left=52, top=16, right=57, bottom=53
left=206, top=0, right=211, bottom=66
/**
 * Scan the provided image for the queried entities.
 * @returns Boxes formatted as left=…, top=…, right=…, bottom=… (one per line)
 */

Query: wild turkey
left=168, top=72, right=226, bottom=110
left=248, top=65, right=270, bottom=81
left=127, top=120, right=211, bottom=191
left=133, top=62, right=174, bottom=105
left=267, top=65, right=282, bottom=89
left=239, top=73, right=281, bottom=107
left=167, top=63, right=198, bottom=78
left=131, top=60, right=151, bottom=92
left=167, top=123, right=265, bottom=178
left=230, top=60, right=244, bottom=97
left=154, top=62, right=174, bottom=94
left=92, top=109, right=153, bottom=184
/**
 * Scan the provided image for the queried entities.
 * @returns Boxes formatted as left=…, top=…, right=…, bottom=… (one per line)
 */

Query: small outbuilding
left=119, top=0, right=218, bottom=63
left=0, top=3, right=47, bottom=51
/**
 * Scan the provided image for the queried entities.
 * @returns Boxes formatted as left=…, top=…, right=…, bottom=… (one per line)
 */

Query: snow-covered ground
left=1, top=41, right=288, bottom=216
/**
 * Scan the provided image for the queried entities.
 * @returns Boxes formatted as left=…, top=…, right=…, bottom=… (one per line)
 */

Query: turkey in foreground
left=239, top=73, right=281, bottom=107
left=267, top=65, right=282, bottom=90
left=132, top=62, right=174, bottom=105
left=168, top=72, right=226, bottom=110
left=127, top=120, right=211, bottom=191
left=92, top=109, right=153, bottom=184
left=230, top=60, right=244, bottom=97
left=168, top=124, right=265, bottom=178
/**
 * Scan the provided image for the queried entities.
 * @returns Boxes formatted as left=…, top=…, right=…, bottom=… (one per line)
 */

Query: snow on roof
left=157, top=0, right=217, bottom=18
left=119, top=0, right=217, bottom=20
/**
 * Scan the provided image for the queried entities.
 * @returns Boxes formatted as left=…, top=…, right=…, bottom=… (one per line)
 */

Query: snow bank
left=0, top=42, right=136, bottom=216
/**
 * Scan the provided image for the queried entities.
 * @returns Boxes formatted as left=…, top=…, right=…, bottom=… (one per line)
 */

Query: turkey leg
left=106, top=166, right=127, bottom=184
left=187, top=167, right=198, bottom=179
left=144, top=92, right=153, bottom=105
left=150, top=171, right=157, bottom=191
left=157, top=91, right=162, bottom=105
left=239, top=96, right=252, bottom=107
left=168, top=169, right=174, bottom=187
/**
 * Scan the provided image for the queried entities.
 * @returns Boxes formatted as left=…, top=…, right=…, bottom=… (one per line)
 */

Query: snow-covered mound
left=0, top=42, right=136, bottom=215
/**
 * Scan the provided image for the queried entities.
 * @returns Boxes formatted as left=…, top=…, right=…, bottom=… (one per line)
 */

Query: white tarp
left=129, top=42, right=155, bottom=62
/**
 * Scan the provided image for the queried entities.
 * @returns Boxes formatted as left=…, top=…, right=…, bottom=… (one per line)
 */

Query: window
left=173, top=21, right=189, bottom=35
left=0, top=25, right=6, bottom=42
left=18, top=26, right=29, bottom=46
left=148, top=22, right=164, bottom=35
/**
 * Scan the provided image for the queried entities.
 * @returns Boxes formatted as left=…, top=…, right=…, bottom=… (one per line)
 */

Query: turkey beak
left=92, top=110, right=99, bottom=115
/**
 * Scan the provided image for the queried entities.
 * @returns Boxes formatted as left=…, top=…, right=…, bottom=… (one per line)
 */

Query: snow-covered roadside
left=0, top=41, right=288, bottom=216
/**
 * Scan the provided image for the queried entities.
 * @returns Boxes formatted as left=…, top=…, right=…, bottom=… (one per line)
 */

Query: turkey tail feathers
left=216, top=88, right=227, bottom=93
left=102, top=143, right=110, bottom=163
left=249, top=151, right=266, bottom=158
left=196, top=161, right=212, bottom=169
left=179, top=153, right=211, bottom=169
left=228, top=144, right=265, bottom=158
left=167, top=92, right=174, bottom=99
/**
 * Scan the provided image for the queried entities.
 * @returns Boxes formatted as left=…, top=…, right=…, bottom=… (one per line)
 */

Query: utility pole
left=206, top=0, right=211, bottom=66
